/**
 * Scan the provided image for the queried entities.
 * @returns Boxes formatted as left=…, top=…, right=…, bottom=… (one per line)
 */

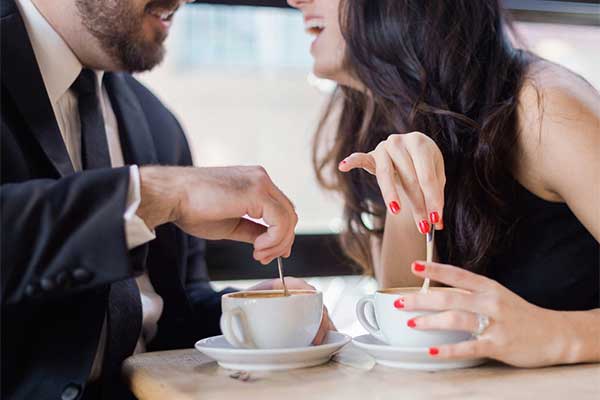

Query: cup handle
left=356, top=295, right=385, bottom=342
left=220, top=307, right=256, bottom=349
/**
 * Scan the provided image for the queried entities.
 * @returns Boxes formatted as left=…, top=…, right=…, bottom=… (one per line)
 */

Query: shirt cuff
left=125, top=165, right=156, bottom=249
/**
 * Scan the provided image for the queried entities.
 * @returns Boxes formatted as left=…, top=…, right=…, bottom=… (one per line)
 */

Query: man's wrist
left=137, top=166, right=182, bottom=231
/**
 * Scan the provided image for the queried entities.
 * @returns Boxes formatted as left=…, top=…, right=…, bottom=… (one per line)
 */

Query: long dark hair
left=313, top=0, right=534, bottom=274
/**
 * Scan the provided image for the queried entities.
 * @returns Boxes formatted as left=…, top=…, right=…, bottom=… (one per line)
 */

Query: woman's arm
left=375, top=196, right=430, bottom=288
left=516, top=64, right=600, bottom=240
left=397, top=66, right=600, bottom=368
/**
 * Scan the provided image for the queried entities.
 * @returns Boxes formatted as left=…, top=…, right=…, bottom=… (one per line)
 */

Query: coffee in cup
left=356, top=287, right=472, bottom=347
left=220, top=290, right=323, bottom=349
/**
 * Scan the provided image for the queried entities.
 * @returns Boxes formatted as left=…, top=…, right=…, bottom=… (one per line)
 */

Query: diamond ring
left=473, top=313, right=490, bottom=338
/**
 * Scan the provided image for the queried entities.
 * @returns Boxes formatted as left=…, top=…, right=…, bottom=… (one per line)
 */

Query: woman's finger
left=408, top=310, right=480, bottom=332
left=410, top=261, right=497, bottom=293
left=339, top=152, right=377, bottom=175
left=407, top=141, right=444, bottom=231
left=372, top=146, right=403, bottom=216
left=429, top=338, right=491, bottom=361
left=383, top=140, right=429, bottom=234
left=398, top=288, right=480, bottom=314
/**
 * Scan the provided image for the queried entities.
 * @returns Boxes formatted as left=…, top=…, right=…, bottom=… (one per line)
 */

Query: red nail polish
left=414, top=262, right=426, bottom=272
left=407, top=319, right=416, bottom=328
left=393, top=298, right=404, bottom=309
left=430, top=211, right=440, bottom=224
left=418, top=220, right=430, bottom=234
left=340, top=160, right=347, bottom=165
left=390, top=201, right=401, bottom=214
left=429, top=347, right=439, bottom=356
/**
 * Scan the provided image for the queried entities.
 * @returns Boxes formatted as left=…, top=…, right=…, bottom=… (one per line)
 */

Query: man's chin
left=115, top=41, right=166, bottom=73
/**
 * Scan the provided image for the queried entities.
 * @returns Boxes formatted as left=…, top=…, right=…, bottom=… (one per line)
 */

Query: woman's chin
left=312, top=64, right=341, bottom=82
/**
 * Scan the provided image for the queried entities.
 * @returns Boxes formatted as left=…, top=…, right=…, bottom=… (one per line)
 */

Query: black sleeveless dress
left=481, top=184, right=598, bottom=311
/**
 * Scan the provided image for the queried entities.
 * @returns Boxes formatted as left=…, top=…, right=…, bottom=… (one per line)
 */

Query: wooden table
left=123, top=349, right=600, bottom=400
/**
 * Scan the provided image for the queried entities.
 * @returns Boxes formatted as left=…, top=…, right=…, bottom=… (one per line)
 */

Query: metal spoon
left=277, top=257, right=290, bottom=296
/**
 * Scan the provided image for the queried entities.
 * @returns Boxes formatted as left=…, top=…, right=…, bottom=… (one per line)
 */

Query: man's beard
left=76, top=0, right=174, bottom=72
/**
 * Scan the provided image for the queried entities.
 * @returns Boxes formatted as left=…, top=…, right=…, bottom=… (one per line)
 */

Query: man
left=0, top=0, right=332, bottom=398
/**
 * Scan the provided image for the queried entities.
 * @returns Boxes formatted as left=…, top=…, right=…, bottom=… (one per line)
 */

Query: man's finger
left=312, top=307, right=332, bottom=345
left=253, top=197, right=291, bottom=253
left=227, top=218, right=268, bottom=244
left=254, top=232, right=295, bottom=264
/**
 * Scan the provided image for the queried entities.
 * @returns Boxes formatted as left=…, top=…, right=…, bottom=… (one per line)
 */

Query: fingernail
left=414, top=262, right=426, bottom=272
left=429, top=211, right=440, bottom=224
left=418, top=220, right=430, bottom=234
left=429, top=347, right=439, bottom=356
left=393, top=298, right=404, bottom=309
left=407, top=318, right=416, bottom=328
left=340, top=159, right=347, bottom=165
left=389, top=201, right=401, bottom=214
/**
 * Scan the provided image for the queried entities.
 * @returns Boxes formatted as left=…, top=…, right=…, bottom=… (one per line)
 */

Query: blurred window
left=137, top=4, right=600, bottom=235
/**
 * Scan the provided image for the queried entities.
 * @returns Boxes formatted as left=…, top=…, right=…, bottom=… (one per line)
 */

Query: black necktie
left=71, top=69, right=142, bottom=385
left=71, top=69, right=112, bottom=170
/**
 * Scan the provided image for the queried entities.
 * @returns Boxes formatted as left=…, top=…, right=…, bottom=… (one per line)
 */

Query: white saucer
left=195, top=331, right=351, bottom=371
left=353, top=334, right=486, bottom=371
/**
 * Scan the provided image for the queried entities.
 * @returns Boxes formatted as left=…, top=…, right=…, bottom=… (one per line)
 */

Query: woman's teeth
left=304, top=20, right=325, bottom=36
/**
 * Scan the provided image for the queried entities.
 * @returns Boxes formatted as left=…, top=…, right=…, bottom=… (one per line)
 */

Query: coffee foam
left=228, top=290, right=316, bottom=299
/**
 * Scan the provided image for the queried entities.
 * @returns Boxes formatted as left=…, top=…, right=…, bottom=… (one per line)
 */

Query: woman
left=288, top=0, right=599, bottom=367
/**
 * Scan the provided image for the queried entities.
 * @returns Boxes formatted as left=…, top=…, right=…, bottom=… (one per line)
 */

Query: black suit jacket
left=1, top=1, right=231, bottom=398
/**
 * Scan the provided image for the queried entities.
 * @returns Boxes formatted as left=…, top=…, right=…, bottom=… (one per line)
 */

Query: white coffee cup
left=220, top=290, right=323, bottom=349
left=356, top=288, right=472, bottom=347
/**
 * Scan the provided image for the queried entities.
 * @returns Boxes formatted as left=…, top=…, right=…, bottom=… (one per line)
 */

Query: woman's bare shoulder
left=516, top=60, right=600, bottom=202
left=520, top=60, right=599, bottom=113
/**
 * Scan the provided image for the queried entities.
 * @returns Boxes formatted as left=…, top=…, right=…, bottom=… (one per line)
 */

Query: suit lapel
left=104, top=73, right=158, bottom=166
left=0, top=3, right=75, bottom=177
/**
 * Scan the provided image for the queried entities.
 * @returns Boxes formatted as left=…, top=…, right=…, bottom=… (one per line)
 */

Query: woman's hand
left=397, top=261, right=578, bottom=367
left=338, top=132, right=445, bottom=234
left=248, top=277, right=337, bottom=345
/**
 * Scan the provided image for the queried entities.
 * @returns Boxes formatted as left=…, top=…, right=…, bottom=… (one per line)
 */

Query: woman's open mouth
left=305, top=19, right=326, bottom=37
left=305, top=18, right=326, bottom=51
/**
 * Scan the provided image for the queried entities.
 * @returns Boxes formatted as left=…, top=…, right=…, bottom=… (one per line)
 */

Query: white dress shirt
left=16, top=0, right=165, bottom=379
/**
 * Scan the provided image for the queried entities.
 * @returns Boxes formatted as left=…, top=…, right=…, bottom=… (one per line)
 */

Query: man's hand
left=248, top=277, right=337, bottom=345
left=137, top=165, right=297, bottom=264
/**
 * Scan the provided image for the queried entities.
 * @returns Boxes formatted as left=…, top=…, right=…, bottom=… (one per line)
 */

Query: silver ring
left=473, top=313, right=490, bottom=338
